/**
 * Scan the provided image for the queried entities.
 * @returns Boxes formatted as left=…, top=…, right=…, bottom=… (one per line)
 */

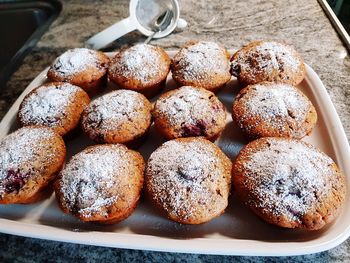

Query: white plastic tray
left=0, top=51, right=350, bottom=256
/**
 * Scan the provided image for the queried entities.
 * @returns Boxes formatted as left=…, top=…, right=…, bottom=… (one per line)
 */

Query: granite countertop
left=1, top=0, right=350, bottom=261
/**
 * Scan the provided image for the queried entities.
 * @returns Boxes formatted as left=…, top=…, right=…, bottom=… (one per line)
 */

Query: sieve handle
left=85, top=17, right=136, bottom=50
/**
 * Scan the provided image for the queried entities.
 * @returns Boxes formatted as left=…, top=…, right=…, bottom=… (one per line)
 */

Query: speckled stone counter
left=1, top=0, right=350, bottom=261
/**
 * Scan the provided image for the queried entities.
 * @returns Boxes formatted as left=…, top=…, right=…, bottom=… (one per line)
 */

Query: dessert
left=47, top=48, right=109, bottom=95
left=232, top=137, right=346, bottom=230
left=55, top=144, right=144, bottom=223
left=18, top=82, right=90, bottom=136
left=171, top=41, right=231, bottom=92
left=230, top=41, right=305, bottom=86
left=152, top=86, right=227, bottom=141
left=232, top=82, right=317, bottom=139
left=81, top=89, right=152, bottom=147
left=145, top=137, right=232, bottom=224
left=0, top=126, right=66, bottom=204
left=108, top=44, right=171, bottom=98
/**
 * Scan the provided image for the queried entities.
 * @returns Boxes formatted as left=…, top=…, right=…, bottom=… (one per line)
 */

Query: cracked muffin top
left=152, top=86, right=227, bottom=141
left=80, top=89, right=152, bottom=145
left=230, top=41, right=305, bottom=86
left=171, top=41, right=231, bottom=92
left=232, top=137, right=346, bottom=230
left=232, top=82, right=317, bottom=139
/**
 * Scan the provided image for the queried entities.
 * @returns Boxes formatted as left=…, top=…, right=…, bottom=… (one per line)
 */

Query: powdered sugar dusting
left=19, top=83, right=81, bottom=127
left=236, top=83, right=312, bottom=133
left=82, top=90, right=148, bottom=132
left=243, top=138, right=335, bottom=222
left=110, top=44, right=165, bottom=82
left=51, top=48, right=101, bottom=79
left=155, top=86, right=226, bottom=136
left=0, top=127, right=58, bottom=196
left=146, top=139, right=230, bottom=221
left=231, top=41, right=302, bottom=82
left=173, top=41, right=230, bottom=82
left=256, top=42, right=300, bottom=72
left=59, top=145, right=131, bottom=218
left=247, top=83, right=309, bottom=119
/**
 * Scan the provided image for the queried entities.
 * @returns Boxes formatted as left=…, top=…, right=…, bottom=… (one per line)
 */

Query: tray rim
left=0, top=54, right=350, bottom=256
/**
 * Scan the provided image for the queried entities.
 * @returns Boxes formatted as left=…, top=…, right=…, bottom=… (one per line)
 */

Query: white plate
left=0, top=51, right=350, bottom=256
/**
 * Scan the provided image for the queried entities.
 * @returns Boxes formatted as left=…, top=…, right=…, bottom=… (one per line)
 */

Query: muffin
left=152, top=86, right=227, bottom=141
left=81, top=89, right=152, bottom=147
left=0, top=126, right=66, bottom=204
left=54, top=144, right=144, bottom=223
left=171, top=41, right=231, bottom=92
left=18, top=82, right=90, bottom=136
left=232, top=82, right=317, bottom=139
left=47, top=48, right=110, bottom=95
left=108, top=44, right=171, bottom=98
left=230, top=41, right=305, bottom=86
left=145, top=137, right=232, bottom=224
left=232, top=137, right=346, bottom=230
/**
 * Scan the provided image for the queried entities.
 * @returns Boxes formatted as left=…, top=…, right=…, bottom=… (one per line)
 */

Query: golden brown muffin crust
left=108, top=44, right=170, bottom=97
left=54, top=144, right=144, bottom=223
left=153, top=86, right=227, bottom=141
left=18, top=82, right=90, bottom=136
left=232, top=137, right=346, bottom=230
left=0, top=126, right=66, bottom=204
left=81, top=90, right=152, bottom=145
left=47, top=48, right=109, bottom=94
left=230, top=41, right=306, bottom=86
left=171, top=41, right=231, bottom=92
left=232, top=82, right=317, bottom=139
left=145, top=137, right=232, bottom=224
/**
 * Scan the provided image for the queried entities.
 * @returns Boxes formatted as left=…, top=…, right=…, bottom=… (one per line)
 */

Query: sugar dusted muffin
left=171, top=41, right=231, bottom=92
left=108, top=44, right=171, bottom=98
left=145, top=137, right=232, bottom=224
left=54, top=144, right=144, bottom=223
left=232, top=82, right=317, bottom=139
left=152, top=86, right=227, bottom=141
left=47, top=48, right=110, bottom=95
left=230, top=41, right=305, bottom=86
left=0, top=126, right=66, bottom=204
left=81, top=89, right=152, bottom=147
left=232, top=137, right=346, bottom=230
left=18, top=82, right=90, bottom=136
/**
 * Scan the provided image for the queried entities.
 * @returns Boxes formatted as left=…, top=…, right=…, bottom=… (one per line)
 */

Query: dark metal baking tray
left=0, top=0, right=62, bottom=88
